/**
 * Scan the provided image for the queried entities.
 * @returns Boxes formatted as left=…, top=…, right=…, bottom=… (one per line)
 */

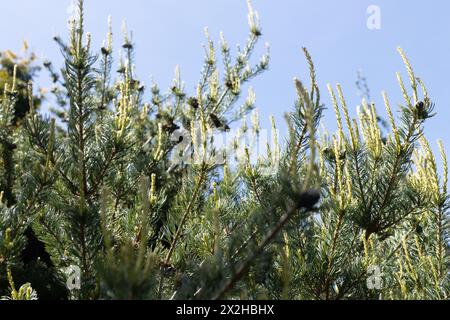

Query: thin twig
left=212, top=203, right=312, bottom=300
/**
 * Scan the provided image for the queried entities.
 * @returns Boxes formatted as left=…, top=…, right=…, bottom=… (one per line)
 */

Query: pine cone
left=414, top=101, right=429, bottom=120
left=187, top=97, right=199, bottom=109
left=101, top=47, right=110, bottom=55
left=163, top=121, right=180, bottom=134
left=297, top=189, right=320, bottom=209
left=209, top=114, right=230, bottom=131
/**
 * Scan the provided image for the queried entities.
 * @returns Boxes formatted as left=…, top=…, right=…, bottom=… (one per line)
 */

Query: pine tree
left=0, top=46, right=42, bottom=123
left=0, top=0, right=448, bottom=300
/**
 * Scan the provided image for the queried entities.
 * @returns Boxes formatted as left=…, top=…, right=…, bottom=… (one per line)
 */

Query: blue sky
left=1, top=0, right=450, bottom=170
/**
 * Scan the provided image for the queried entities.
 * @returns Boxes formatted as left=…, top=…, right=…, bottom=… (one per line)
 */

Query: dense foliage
left=0, top=1, right=448, bottom=300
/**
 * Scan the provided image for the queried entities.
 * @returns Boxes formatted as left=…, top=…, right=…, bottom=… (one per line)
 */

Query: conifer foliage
left=0, top=0, right=448, bottom=300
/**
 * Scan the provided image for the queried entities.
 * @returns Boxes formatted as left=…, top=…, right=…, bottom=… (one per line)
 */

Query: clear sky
left=1, top=0, right=450, bottom=168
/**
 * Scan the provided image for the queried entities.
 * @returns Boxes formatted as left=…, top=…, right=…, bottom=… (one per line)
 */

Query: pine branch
left=213, top=198, right=317, bottom=300
left=164, top=167, right=206, bottom=265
